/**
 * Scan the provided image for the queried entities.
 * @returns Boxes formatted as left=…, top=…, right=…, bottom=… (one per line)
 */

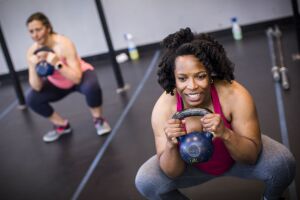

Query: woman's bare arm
left=152, top=92, right=186, bottom=178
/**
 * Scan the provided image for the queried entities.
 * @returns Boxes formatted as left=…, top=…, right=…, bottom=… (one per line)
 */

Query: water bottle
left=231, top=17, right=243, bottom=40
left=124, top=33, right=139, bottom=60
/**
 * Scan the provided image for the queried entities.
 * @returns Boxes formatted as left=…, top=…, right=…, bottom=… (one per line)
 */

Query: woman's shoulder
left=214, top=80, right=255, bottom=116
left=52, top=34, right=76, bottom=56
left=215, top=80, right=251, bottom=98
left=54, top=34, right=74, bottom=47
left=152, top=92, right=177, bottom=120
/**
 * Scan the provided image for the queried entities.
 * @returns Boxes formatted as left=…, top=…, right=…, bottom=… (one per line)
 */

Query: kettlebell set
left=172, top=108, right=214, bottom=164
left=33, top=46, right=59, bottom=77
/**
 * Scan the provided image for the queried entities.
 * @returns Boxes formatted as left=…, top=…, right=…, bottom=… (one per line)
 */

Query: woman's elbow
left=248, top=156, right=259, bottom=165
left=243, top=150, right=261, bottom=165
left=74, top=72, right=83, bottom=84
left=30, top=82, right=43, bottom=92
left=160, top=162, right=185, bottom=178
left=162, top=168, right=183, bottom=179
left=251, top=141, right=262, bottom=164
left=73, top=78, right=81, bottom=85
left=246, top=139, right=262, bottom=165
left=73, top=74, right=82, bottom=84
left=34, top=87, right=42, bottom=92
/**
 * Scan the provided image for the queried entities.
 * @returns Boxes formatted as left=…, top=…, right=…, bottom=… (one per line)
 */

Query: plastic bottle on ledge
left=124, top=33, right=139, bottom=60
left=231, top=17, right=243, bottom=40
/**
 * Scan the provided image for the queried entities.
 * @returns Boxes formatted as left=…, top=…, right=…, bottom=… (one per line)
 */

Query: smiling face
left=27, top=19, right=50, bottom=45
left=174, top=55, right=211, bottom=108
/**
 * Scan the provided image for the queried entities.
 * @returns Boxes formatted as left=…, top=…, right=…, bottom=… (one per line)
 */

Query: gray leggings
left=135, top=135, right=296, bottom=200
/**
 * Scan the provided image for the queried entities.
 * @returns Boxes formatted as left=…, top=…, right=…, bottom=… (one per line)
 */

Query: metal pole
left=94, top=0, right=129, bottom=93
left=0, top=23, right=26, bottom=109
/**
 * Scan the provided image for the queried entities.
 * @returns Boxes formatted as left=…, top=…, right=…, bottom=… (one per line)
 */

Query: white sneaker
left=43, top=123, right=72, bottom=142
left=94, top=117, right=111, bottom=136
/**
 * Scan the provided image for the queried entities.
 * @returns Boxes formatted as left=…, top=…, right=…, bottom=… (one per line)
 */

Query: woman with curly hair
left=135, top=28, right=295, bottom=200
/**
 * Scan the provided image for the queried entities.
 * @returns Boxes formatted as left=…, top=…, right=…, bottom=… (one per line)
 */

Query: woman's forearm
left=159, top=143, right=185, bottom=178
left=223, top=129, right=261, bottom=164
left=28, top=65, right=43, bottom=91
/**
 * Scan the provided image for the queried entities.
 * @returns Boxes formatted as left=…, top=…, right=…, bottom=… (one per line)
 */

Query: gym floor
left=0, top=24, right=299, bottom=200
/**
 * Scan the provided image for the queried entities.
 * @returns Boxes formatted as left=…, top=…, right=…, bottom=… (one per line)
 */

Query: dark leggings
left=26, top=70, right=102, bottom=118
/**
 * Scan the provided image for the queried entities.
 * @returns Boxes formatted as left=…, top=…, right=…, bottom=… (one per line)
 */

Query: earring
left=210, top=79, right=214, bottom=84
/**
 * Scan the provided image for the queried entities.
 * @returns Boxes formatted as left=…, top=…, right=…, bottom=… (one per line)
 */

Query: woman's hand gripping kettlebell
left=172, top=108, right=215, bottom=164
left=164, top=118, right=186, bottom=147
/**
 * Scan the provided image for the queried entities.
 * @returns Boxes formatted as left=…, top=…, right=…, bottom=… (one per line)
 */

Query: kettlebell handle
left=172, top=108, right=215, bottom=139
left=172, top=108, right=212, bottom=120
left=34, top=46, right=56, bottom=77
left=34, top=46, right=54, bottom=55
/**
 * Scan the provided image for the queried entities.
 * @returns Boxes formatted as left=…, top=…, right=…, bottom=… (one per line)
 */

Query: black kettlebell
left=34, top=46, right=55, bottom=77
left=172, top=108, right=214, bottom=164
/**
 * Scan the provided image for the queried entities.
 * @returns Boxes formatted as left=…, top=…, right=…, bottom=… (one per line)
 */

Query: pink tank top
left=176, top=84, right=235, bottom=175
left=47, top=58, right=94, bottom=89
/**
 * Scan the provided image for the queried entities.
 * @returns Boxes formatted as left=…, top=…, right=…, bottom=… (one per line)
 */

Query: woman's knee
left=261, top=135, right=296, bottom=185
left=271, top=146, right=295, bottom=185
left=26, top=89, right=53, bottom=117
left=83, top=86, right=102, bottom=107
left=26, top=90, right=39, bottom=108
left=135, top=167, right=151, bottom=197
left=78, top=75, right=103, bottom=106
left=135, top=156, right=166, bottom=199
left=79, top=71, right=101, bottom=92
left=135, top=157, right=157, bottom=197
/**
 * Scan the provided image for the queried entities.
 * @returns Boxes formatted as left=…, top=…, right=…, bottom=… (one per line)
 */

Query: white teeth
left=187, top=93, right=200, bottom=101
left=187, top=93, right=200, bottom=97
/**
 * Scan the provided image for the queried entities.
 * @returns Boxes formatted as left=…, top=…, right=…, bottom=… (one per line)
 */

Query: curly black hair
left=157, top=27, right=235, bottom=95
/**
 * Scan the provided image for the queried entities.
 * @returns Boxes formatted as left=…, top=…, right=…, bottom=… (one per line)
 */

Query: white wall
left=0, top=0, right=106, bottom=74
left=0, top=0, right=294, bottom=75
